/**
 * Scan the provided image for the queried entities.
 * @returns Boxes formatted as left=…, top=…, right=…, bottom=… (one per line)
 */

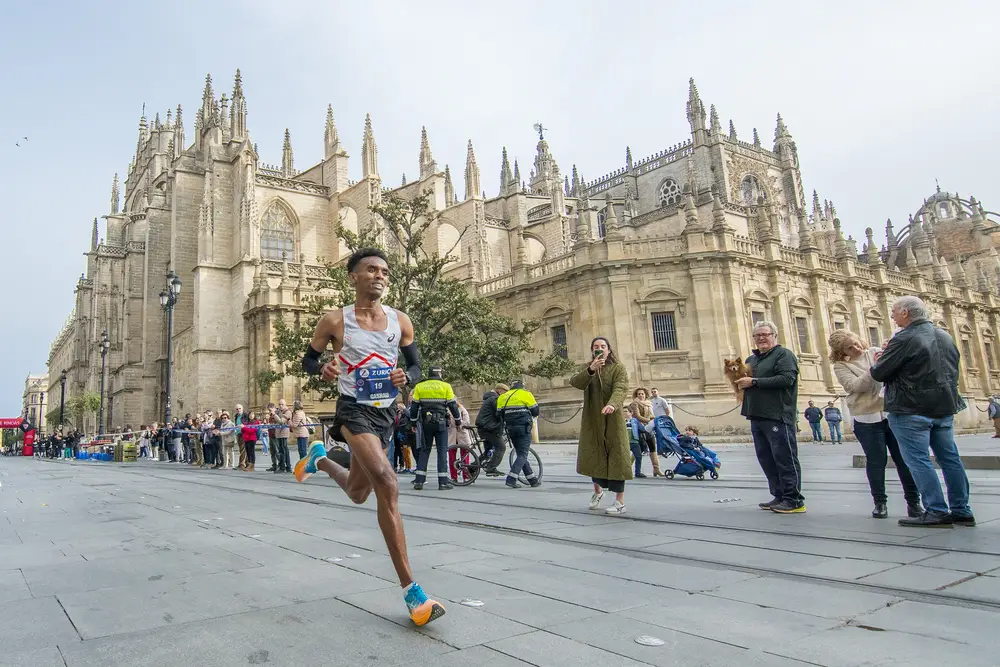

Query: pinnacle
left=233, top=69, right=243, bottom=97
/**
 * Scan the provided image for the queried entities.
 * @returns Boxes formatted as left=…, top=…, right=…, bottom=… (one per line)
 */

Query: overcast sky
left=1, top=0, right=997, bottom=416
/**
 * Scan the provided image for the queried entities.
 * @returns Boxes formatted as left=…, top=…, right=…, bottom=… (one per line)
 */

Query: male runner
left=296, top=247, right=445, bottom=627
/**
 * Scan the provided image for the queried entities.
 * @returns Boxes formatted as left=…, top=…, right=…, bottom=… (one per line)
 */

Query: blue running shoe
left=404, top=583, right=445, bottom=627
left=294, top=442, right=328, bottom=482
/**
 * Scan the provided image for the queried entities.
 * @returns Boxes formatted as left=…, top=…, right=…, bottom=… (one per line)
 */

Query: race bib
left=354, top=366, right=398, bottom=407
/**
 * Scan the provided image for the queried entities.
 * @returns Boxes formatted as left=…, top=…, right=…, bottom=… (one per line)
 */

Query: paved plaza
left=2, top=437, right=1000, bottom=666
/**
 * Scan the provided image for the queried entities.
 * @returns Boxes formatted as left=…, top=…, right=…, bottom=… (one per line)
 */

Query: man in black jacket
left=475, top=383, right=508, bottom=476
left=736, top=320, right=805, bottom=514
left=871, top=296, right=973, bottom=527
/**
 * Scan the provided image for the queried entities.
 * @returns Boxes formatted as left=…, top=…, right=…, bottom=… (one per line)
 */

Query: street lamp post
left=59, top=369, right=68, bottom=431
left=98, top=329, right=110, bottom=437
left=159, top=270, right=182, bottom=430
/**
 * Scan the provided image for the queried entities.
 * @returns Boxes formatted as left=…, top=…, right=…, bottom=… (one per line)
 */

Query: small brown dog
left=723, top=357, right=752, bottom=403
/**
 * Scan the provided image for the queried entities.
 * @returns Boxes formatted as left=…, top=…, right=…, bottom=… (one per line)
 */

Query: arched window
left=596, top=207, right=609, bottom=239
left=260, top=204, right=295, bottom=260
left=740, top=175, right=767, bottom=206
left=658, top=178, right=681, bottom=207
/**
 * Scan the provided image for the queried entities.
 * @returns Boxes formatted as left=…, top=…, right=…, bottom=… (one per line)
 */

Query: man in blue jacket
left=823, top=401, right=843, bottom=444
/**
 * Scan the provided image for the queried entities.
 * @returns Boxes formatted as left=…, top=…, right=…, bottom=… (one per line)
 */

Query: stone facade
left=47, top=75, right=999, bottom=436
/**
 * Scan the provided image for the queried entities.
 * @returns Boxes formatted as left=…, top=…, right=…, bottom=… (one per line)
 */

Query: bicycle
left=447, top=426, right=543, bottom=487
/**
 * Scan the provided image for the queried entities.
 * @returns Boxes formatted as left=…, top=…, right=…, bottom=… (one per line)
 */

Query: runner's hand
left=389, top=368, right=407, bottom=388
left=321, top=361, right=340, bottom=382
left=601, top=404, right=616, bottom=415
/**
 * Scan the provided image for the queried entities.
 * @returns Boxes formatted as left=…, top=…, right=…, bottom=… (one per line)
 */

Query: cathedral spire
left=361, top=114, right=379, bottom=179
left=625, top=146, right=633, bottom=171
left=91, top=217, right=99, bottom=251
left=499, top=147, right=512, bottom=195
left=230, top=69, right=248, bottom=141
left=752, top=128, right=761, bottom=149
left=323, top=104, right=340, bottom=158
left=564, top=174, right=571, bottom=197
left=219, top=94, right=230, bottom=142
left=865, top=227, right=883, bottom=266
left=709, top=104, right=721, bottom=138
left=135, top=110, right=148, bottom=157
left=774, top=113, right=790, bottom=142
left=110, top=173, right=119, bottom=214
left=418, top=126, right=437, bottom=180
left=728, top=119, right=737, bottom=142
left=444, top=165, right=455, bottom=206
left=686, top=77, right=706, bottom=134
left=200, top=74, right=215, bottom=129
left=812, top=190, right=822, bottom=221
left=174, top=105, right=185, bottom=155
left=464, top=140, right=480, bottom=200
left=513, top=160, right=521, bottom=193
left=281, top=129, right=294, bottom=177
left=570, top=164, right=580, bottom=196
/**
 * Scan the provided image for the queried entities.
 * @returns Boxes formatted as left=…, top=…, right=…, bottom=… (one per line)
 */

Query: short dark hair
left=347, top=247, right=389, bottom=273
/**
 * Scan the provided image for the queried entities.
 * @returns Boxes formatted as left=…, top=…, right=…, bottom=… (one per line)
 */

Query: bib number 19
left=355, top=366, right=397, bottom=407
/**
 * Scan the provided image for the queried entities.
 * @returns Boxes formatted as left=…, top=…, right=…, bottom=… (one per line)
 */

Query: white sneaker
left=605, top=501, right=626, bottom=515
left=588, top=491, right=605, bottom=510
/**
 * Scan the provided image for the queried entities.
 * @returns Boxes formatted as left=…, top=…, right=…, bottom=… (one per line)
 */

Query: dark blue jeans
left=415, top=423, right=449, bottom=483
left=630, top=439, right=643, bottom=475
left=852, top=419, right=920, bottom=505
left=828, top=422, right=842, bottom=443
left=887, top=414, right=971, bottom=516
left=808, top=421, right=823, bottom=441
left=296, top=436, right=309, bottom=460
left=750, top=418, right=804, bottom=503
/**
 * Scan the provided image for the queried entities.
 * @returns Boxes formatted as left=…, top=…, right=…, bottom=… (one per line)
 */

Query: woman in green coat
left=570, top=336, right=633, bottom=515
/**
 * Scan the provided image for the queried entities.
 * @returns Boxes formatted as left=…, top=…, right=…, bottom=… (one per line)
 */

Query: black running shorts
left=330, top=395, right=394, bottom=450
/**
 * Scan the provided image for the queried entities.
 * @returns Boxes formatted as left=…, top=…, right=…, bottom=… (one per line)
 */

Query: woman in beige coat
left=829, top=330, right=923, bottom=519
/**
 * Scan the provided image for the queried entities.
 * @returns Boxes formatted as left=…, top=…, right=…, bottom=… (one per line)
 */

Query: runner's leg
left=314, top=426, right=413, bottom=586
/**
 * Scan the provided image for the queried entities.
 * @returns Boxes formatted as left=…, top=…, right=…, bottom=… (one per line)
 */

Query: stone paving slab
left=543, top=612, right=760, bottom=666
left=914, top=551, right=1000, bottom=574
left=438, top=558, right=665, bottom=612
left=385, top=645, right=533, bottom=667
left=855, top=599, right=1000, bottom=647
left=339, top=585, right=536, bottom=650
left=943, top=574, right=1000, bottom=600
left=0, top=566, right=33, bottom=602
left=4, top=596, right=81, bottom=652
left=705, top=576, right=900, bottom=619
left=857, top=563, right=974, bottom=591
left=620, top=594, right=840, bottom=650
left=486, top=629, right=651, bottom=667
left=59, top=561, right=395, bottom=639
left=770, top=625, right=999, bottom=667
left=20, top=544, right=261, bottom=597
left=0, top=646, right=67, bottom=667
left=58, top=597, right=452, bottom=667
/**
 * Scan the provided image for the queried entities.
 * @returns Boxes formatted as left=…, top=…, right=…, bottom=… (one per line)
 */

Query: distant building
left=46, top=74, right=999, bottom=434
left=22, top=374, right=47, bottom=433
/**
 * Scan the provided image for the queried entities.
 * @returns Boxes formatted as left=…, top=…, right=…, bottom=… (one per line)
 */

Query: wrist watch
left=751, top=378, right=759, bottom=388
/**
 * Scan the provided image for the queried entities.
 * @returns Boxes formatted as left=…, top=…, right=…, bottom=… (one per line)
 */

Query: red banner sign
left=0, top=418, right=25, bottom=429
left=24, top=430, right=35, bottom=446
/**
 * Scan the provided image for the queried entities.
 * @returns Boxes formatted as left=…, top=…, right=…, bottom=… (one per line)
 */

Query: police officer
left=497, top=380, right=541, bottom=489
left=410, top=367, right=461, bottom=491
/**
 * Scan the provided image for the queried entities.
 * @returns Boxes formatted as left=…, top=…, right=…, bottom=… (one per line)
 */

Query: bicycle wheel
left=508, top=446, right=543, bottom=485
left=448, top=445, right=481, bottom=486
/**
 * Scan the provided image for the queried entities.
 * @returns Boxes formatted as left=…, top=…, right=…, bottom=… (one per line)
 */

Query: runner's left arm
left=395, top=311, right=421, bottom=386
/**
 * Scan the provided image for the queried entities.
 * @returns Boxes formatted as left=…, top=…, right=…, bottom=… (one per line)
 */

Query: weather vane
left=532, top=122, right=545, bottom=141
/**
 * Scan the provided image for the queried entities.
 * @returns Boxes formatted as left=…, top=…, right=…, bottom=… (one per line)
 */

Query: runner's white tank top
left=337, top=304, right=401, bottom=407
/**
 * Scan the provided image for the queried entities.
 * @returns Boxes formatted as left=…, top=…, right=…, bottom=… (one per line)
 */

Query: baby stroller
left=652, top=415, right=721, bottom=480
